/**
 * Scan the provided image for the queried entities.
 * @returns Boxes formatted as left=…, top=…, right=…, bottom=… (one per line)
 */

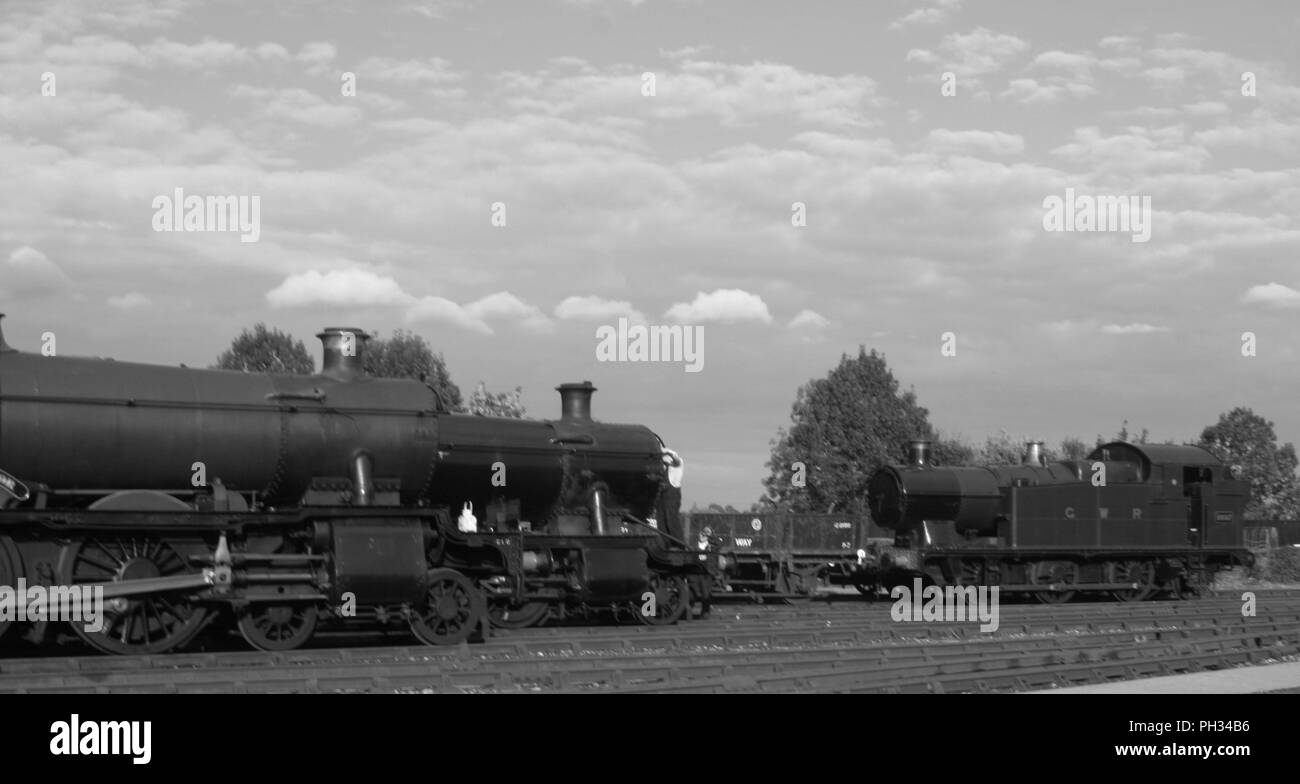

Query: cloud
left=1, top=246, right=71, bottom=297
left=554, top=295, right=646, bottom=324
left=407, top=291, right=552, bottom=334
left=107, top=292, right=152, bottom=310
left=266, top=269, right=412, bottom=308
left=1242, top=283, right=1300, bottom=309
left=665, top=289, right=772, bottom=324
left=999, top=77, right=1096, bottom=105
left=464, top=291, right=553, bottom=331
left=296, top=41, right=337, bottom=74
left=143, top=37, right=252, bottom=69
left=906, top=27, right=1029, bottom=79
left=889, top=0, right=963, bottom=30
left=1100, top=323, right=1170, bottom=334
left=926, top=129, right=1025, bottom=156
left=357, top=56, right=462, bottom=84
left=788, top=309, right=830, bottom=329
left=406, top=296, right=492, bottom=334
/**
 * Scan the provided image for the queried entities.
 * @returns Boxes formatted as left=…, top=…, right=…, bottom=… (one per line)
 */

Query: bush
left=1247, top=547, right=1300, bottom=584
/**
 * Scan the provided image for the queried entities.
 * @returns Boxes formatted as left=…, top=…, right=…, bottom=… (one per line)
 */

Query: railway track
left=3, top=592, right=1297, bottom=693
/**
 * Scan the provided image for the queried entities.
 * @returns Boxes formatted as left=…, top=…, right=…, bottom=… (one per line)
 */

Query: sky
left=1, top=0, right=1298, bottom=509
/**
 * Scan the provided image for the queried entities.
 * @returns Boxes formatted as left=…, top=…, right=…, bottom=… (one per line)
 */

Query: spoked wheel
left=0, top=537, right=21, bottom=642
left=1033, top=561, right=1078, bottom=604
left=1111, top=560, right=1156, bottom=602
left=237, top=603, right=319, bottom=651
left=62, top=536, right=210, bottom=655
left=635, top=573, right=689, bottom=625
left=410, top=568, right=486, bottom=646
left=954, top=559, right=983, bottom=586
left=487, top=600, right=551, bottom=629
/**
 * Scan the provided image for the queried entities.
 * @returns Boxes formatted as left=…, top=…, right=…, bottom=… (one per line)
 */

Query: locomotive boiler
left=0, top=316, right=711, bottom=654
left=864, top=439, right=1252, bottom=601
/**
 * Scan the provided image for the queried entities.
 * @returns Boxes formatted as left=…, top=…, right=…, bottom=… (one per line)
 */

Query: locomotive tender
left=864, top=439, right=1253, bottom=601
left=0, top=315, right=712, bottom=654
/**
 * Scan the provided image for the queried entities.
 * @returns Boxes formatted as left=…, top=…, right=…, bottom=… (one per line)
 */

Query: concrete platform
left=1029, top=661, right=1300, bottom=693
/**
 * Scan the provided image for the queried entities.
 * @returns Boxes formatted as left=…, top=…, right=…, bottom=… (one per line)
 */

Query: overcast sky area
left=1, top=0, right=1298, bottom=508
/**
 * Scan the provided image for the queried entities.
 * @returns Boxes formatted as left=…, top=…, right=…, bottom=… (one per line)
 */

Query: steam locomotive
left=0, top=315, right=714, bottom=654
left=863, top=439, right=1253, bottom=601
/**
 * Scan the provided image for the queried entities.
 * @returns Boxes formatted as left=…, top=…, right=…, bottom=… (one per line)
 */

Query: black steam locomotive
left=863, top=439, right=1253, bottom=601
left=0, top=316, right=713, bottom=654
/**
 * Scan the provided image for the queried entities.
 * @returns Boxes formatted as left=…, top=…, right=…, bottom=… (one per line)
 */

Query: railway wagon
left=683, top=512, right=889, bottom=595
left=0, top=315, right=713, bottom=654
left=865, top=439, right=1254, bottom=602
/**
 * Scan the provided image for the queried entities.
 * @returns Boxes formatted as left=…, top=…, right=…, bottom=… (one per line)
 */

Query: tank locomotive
left=864, top=439, right=1253, bottom=601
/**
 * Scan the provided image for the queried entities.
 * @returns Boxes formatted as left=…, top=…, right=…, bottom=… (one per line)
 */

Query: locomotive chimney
left=316, top=327, right=370, bottom=381
left=1023, top=441, right=1044, bottom=466
left=557, top=381, right=596, bottom=422
left=0, top=314, right=12, bottom=353
left=906, top=439, right=931, bottom=467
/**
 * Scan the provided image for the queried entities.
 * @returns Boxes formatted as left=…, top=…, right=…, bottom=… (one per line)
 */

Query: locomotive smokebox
left=317, top=327, right=370, bottom=381
left=907, top=440, right=931, bottom=467
left=1023, top=441, right=1044, bottom=466
left=557, top=381, right=596, bottom=422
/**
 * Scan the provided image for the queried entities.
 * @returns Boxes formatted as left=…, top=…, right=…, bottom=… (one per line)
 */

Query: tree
left=1097, top=420, right=1150, bottom=446
left=466, top=382, right=526, bottom=418
left=1198, top=407, right=1300, bottom=520
left=929, top=433, right=975, bottom=466
left=213, top=323, right=315, bottom=374
left=760, top=347, right=936, bottom=514
left=971, top=430, right=1060, bottom=466
left=365, top=329, right=462, bottom=411
left=1059, top=436, right=1090, bottom=461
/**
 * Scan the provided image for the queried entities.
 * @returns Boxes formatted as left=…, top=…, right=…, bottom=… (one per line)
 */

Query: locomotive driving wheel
left=237, top=603, right=319, bottom=651
left=487, top=600, right=551, bottom=629
left=1032, top=561, right=1078, bottom=604
left=61, top=535, right=210, bottom=655
left=410, top=568, right=486, bottom=645
left=0, top=537, right=21, bottom=642
left=1111, top=560, right=1156, bottom=602
left=635, top=573, right=689, bottom=625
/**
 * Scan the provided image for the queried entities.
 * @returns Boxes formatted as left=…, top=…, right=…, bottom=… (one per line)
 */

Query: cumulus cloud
left=464, top=291, right=553, bottom=331
left=788, top=309, right=830, bottom=329
left=1242, top=283, right=1300, bottom=309
left=1100, top=323, right=1170, bottom=334
left=408, top=291, right=552, bottom=334
left=554, top=295, right=646, bottom=324
left=889, top=0, right=963, bottom=30
left=926, top=128, right=1025, bottom=156
left=107, top=292, right=152, bottom=310
left=296, top=41, right=337, bottom=74
left=143, top=37, right=252, bottom=69
left=266, top=269, right=412, bottom=308
left=906, top=27, right=1029, bottom=79
left=1, top=246, right=71, bottom=297
left=664, top=289, right=772, bottom=324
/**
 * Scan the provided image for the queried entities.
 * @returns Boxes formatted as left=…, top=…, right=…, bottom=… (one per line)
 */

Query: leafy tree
left=213, top=323, right=315, bottom=374
left=1097, top=420, right=1149, bottom=446
left=1198, top=407, right=1300, bottom=520
left=971, top=430, right=1060, bottom=466
left=929, top=433, right=975, bottom=466
left=761, top=347, right=936, bottom=514
left=466, top=382, right=526, bottom=418
left=365, top=329, right=462, bottom=411
left=1059, top=436, right=1090, bottom=461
